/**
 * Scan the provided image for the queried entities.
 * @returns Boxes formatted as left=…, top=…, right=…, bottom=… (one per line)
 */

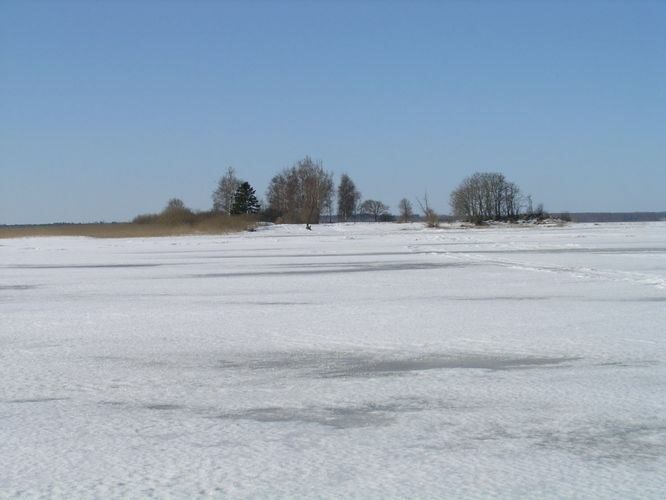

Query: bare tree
left=525, top=195, right=534, bottom=217
left=398, top=198, right=413, bottom=223
left=323, top=188, right=335, bottom=223
left=359, top=199, right=389, bottom=222
left=534, top=203, right=545, bottom=219
left=161, top=198, right=194, bottom=225
left=503, top=181, right=521, bottom=219
left=166, top=198, right=186, bottom=211
left=337, top=174, right=361, bottom=222
left=416, top=192, right=439, bottom=227
left=265, top=171, right=292, bottom=219
left=265, top=156, right=334, bottom=224
left=301, top=158, right=334, bottom=225
left=212, top=167, right=241, bottom=214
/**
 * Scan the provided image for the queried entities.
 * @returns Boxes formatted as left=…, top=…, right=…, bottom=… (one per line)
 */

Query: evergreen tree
left=231, top=182, right=261, bottom=214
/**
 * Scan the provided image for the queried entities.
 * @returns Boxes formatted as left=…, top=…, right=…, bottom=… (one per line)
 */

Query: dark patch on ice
left=451, top=295, right=552, bottom=302
left=253, top=301, right=312, bottom=305
left=472, top=424, right=518, bottom=442
left=217, top=359, right=242, bottom=369
left=222, top=301, right=313, bottom=306
left=588, top=297, right=666, bottom=303
left=190, top=261, right=472, bottom=279
left=0, top=285, right=38, bottom=291
left=319, top=355, right=579, bottom=378
left=239, top=351, right=365, bottom=372
left=7, top=264, right=164, bottom=269
left=279, top=260, right=459, bottom=270
left=142, top=360, right=176, bottom=368
left=225, top=351, right=579, bottom=379
left=7, top=397, right=68, bottom=403
left=93, top=355, right=131, bottom=360
left=423, top=247, right=666, bottom=255
left=408, top=241, right=498, bottom=248
left=216, top=398, right=429, bottom=429
left=144, top=403, right=183, bottom=411
left=534, top=421, right=666, bottom=461
left=178, top=251, right=414, bottom=260
left=93, top=355, right=180, bottom=370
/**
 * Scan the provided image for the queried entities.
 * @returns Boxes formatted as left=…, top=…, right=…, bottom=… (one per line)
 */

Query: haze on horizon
left=1, top=1, right=664, bottom=225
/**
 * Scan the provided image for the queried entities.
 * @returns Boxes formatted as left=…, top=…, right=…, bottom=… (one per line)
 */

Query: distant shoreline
left=0, top=219, right=257, bottom=239
left=1, top=213, right=665, bottom=239
left=553, top=212, right=666, bottom=223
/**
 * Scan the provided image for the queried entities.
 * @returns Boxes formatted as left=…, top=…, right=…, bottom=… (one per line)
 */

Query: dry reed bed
left=0, top=216, right=257, bottom=239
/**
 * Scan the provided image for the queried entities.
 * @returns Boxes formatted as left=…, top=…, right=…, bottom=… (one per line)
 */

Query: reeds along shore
left=0, top=215, right=258, bottom=239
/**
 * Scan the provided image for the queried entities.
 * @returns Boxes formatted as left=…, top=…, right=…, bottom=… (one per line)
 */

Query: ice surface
left=1, top=222, right=665, bottom=498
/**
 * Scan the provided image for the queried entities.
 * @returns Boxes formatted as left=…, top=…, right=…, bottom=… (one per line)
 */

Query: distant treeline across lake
left=560, top=212, right=666, bottom=223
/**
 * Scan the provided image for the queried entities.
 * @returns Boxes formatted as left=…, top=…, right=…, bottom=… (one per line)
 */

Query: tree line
left=139, top=155, right=547, bottom=227
left=211, top=156, right=400, bottom=224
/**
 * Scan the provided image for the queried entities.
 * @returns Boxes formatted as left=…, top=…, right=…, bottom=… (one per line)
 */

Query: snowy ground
left=1, top=222, right=665, bottom=498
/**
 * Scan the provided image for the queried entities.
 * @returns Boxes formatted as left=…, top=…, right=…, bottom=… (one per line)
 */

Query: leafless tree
left=212, top=167, right=241, bottom=215
left=265, top=171, right=293, bottom=219
left=398, top=198, right=413, bottom=223
left=416, top=192, right=439, bottom=227
left=323, top=188, right=335, bottom=223
left=266, top=156, right=334, bottom=224
left=503, top=181, right=521, bottom=219
left=166, top=198, right=186, bottom=211
left=337, top=174, right=361, bottom=222
left=535, top=203, right=545, bottom=219
left=301, top=159, right=334, bottom=224
left=359, top=199, right=389, bottom=222
left=161, top=198, right=194, bottom=225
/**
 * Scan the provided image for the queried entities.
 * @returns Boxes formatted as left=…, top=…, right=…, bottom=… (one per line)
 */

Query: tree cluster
left=144, top=155, right=548, bottom=230
left=209, top=157, right=398, bottom=225
left=212, top=167, right=241, bottom=215
left=265, top=156, right=334, bottom=224
left=359, top=199, right=389, bottom=222
left=212, top=168, right=260, bottom=215
left=450, top=172, right=523, bottom=223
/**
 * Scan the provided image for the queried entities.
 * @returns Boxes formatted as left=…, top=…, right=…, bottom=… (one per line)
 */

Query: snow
left=1, top=222, right=665, bottom=498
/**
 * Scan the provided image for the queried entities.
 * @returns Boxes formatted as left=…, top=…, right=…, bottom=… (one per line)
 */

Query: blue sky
left=1, top=0, right=664, bottom=224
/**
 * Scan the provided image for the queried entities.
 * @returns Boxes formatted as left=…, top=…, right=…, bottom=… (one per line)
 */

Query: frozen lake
left=1, top=222, right=665, bottom=498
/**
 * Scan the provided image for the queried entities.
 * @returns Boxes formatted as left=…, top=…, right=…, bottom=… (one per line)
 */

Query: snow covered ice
left=1, top=222, right=665, bottom=498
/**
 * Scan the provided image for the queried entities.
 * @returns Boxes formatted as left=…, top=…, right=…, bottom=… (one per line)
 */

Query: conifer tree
left=231, top=182, right=261, bottom=214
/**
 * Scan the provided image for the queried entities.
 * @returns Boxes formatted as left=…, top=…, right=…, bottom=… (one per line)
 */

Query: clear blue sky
left=1, top=0, right=664, bottom=224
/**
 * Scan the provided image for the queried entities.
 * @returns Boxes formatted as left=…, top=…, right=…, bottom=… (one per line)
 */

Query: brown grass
left=0, top=215, right=258, bottom=239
